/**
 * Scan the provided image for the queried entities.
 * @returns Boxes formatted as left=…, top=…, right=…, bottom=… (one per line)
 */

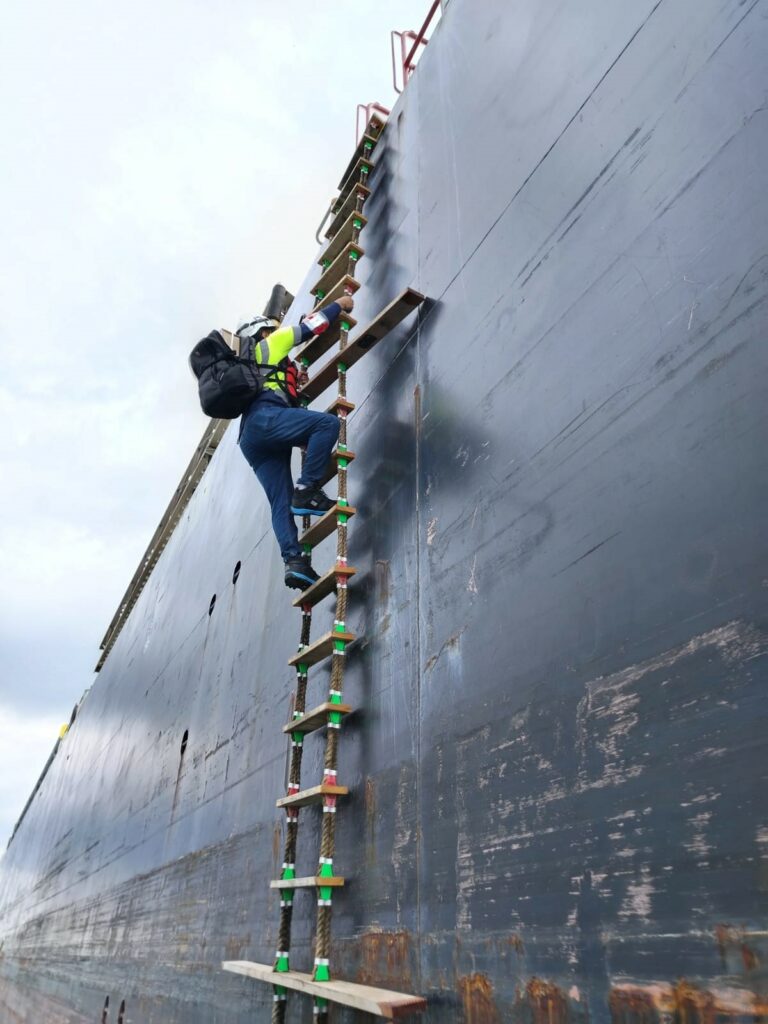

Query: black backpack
left=189, top=331, right=276, bottom=419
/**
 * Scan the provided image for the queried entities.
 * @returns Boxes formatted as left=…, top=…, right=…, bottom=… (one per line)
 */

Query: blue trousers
left=239, top=400, right=340, bottom=560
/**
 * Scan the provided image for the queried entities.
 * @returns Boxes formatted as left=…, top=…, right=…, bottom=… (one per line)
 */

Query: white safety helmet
left=235, top=315, right=279, bottom=339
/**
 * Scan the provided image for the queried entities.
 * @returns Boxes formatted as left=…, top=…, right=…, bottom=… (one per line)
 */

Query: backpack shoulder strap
left=254, top=338, right=270, bottom=365
left=241, top=336, right=281, bottom=379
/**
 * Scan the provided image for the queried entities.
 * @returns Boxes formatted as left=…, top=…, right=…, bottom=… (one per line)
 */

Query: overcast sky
left=0, top=0, right=428, bottom=847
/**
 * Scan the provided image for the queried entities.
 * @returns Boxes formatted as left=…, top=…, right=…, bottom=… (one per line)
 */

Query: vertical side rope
left=338, top=411, right=348, bottom=449
left=337, top=463, right=347, bottom=505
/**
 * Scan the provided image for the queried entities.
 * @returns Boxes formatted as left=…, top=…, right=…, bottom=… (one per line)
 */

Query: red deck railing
left=391, top=0, right=441, bottom=93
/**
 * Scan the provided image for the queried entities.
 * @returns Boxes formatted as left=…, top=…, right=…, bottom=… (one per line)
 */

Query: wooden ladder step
left=312, top=242, right=365, bottom=301
left=222, top=962, right=426, bottom=1019
left=297, top=314, right=357, bottom=368
left=318, top=210, right=368, bottom=268
left=283, top=701, right=353, bottom=734
left=270, top=875, right=345, bottom=889
left=276, top=783, right=349, bottom=809
left=363, top=112, right=387, bottom=138
left=288, top=630, right=356, bottom=669
left=300, top=288, right=426, bottom=402
left=326, top=183, right=371, bottom=240
left=317, top=448, right=356, bottom=488
left=299, top=504, right=356, bottom=548
left=335, top=156, right=375, bottom=212
left=337, top=126, right=383, bottom=191
left=312, top=274, right=360, bottom=309
left=326, top=396, right=356, bottom=416
left=291, top=565, right=357, bottom=610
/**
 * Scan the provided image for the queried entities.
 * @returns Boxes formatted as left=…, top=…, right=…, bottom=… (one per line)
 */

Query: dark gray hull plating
left=2, top=1, right=767, bottom=1020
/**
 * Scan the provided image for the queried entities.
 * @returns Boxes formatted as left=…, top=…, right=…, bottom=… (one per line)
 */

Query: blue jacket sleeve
left=298, top=302, right=343, bottom=344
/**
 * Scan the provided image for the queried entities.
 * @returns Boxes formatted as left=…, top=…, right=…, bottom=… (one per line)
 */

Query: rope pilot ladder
left=223, top=114, right=426, bottom=1020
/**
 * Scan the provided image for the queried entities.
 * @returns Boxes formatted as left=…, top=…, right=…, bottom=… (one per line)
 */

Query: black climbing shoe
left=290, top=485, right=335, bottom=517
left=284, top=555, right=320, bottom=591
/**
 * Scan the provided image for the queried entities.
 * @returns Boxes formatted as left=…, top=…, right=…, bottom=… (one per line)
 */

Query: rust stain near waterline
left=610, top=981, right=768, bottom=1023
left=526, top=978, right=569, bottom=1024
left=458, top=973, right=501, bottom=1024
left=610, top=986, right=658, bottom=1024
left=356, top=928, right=413, bottom=990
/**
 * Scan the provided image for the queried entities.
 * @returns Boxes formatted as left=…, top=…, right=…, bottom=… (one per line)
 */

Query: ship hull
left=2, top=0, right=767, bottom=1020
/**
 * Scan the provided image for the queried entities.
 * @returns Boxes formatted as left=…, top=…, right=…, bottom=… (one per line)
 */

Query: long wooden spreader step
left=222, top=963, right=427, bottom=1020
left=283, top=701, right=352, bottom=735
left=291, top=565, right=357, bottom=610
left=318, top=210, right=368, bottom=268
left=326, top=183, right=371, bottom=240
left=301, top=288, right=425, bottom=402
left=288, top=630, right=356, bottom=669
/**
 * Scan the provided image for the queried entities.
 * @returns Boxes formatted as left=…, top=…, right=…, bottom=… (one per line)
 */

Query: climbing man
left=236, top=296, right=354, bottom=591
